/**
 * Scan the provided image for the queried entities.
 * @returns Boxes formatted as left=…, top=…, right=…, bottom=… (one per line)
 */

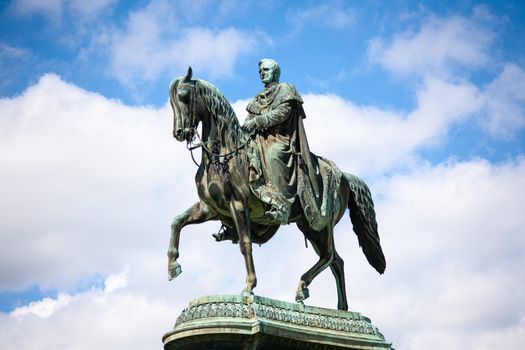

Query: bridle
left=181, top=80, right=251, bottom=174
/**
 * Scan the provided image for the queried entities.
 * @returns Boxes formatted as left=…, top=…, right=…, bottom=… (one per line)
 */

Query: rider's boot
left=265, top=202, right=290, bottom=224
left=212, top=225, right=239, bottom=244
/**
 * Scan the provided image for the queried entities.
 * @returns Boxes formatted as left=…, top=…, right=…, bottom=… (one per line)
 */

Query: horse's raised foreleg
left=229, top=199, right=256, bottom=295
left=168, top=201, right=216, bottom=281
left=295, top=223, right=335, bottom=304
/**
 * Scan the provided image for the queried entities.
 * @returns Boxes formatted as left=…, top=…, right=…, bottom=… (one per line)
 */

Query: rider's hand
left=242, top=118, right=257, bottom=132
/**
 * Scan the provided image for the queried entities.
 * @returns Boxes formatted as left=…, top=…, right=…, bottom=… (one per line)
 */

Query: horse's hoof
left=295, top=287, right=309, bottom=303
left=241, top=290, right=254, bottom=297
left=338, top=303, right=349, bottom=311
left=168, top=263, right=182, bottom=281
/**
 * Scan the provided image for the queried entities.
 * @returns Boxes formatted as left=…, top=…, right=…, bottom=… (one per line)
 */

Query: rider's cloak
left=245, top=82, right=341, bottom=230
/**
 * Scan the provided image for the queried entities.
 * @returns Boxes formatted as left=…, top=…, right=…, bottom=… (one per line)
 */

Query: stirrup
left=265, top=206, right=287, bottom=223
left=212, top=225, right=238, bottom=244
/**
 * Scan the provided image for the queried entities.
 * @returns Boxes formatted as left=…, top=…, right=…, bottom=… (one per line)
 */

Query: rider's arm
left=252, top=102, right=291, bottom=129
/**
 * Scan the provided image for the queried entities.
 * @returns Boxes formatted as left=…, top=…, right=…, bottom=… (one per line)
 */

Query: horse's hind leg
left=296, top=227, right=348, bottom=310
left=331, top=250, right=348, bottom=310
left=295, top=223, right=334, bottom=304
left=168, top=201, right=216, bottom=280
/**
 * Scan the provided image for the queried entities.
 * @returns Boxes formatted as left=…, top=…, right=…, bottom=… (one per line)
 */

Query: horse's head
left=169, top=67, right=207, bottom=142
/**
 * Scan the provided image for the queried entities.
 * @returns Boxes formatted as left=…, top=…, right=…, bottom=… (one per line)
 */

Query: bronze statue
left=167, top=60, right=385, bottom=311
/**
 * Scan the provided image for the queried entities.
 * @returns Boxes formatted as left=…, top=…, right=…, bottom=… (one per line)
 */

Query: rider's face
left=259, top=62, right=276, bottom=86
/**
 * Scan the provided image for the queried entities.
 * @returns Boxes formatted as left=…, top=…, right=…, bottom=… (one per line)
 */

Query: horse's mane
left=196, top=79, right=241, bottom=132
left=170, top=76, right=244, bottom=151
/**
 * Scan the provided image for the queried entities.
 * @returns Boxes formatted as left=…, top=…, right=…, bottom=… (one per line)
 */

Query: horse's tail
left=344, top=173, right=386, bottom=274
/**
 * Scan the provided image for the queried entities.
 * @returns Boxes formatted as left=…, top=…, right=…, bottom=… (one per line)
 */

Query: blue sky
left=1, top=1, right=525, bottom=349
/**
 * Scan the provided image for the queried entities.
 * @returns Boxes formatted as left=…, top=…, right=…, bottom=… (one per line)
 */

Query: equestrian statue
left=167, top=59, right=385, bottom=311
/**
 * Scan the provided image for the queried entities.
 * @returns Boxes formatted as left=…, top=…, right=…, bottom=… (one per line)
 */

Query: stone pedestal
left=163, top=295, right=392, bottom=350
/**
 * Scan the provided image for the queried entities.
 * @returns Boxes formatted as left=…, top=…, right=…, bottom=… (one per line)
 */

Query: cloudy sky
left=1, top=0, right=524, bottom=349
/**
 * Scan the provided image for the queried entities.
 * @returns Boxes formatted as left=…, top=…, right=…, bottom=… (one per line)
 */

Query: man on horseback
left=213, top=58, right=335, bottom=243
left=241, top=58, right=320, bottom=224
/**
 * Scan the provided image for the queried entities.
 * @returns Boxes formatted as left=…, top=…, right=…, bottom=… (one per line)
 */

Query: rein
left=186, top=129, right=251, bottom=172
left=191, top=129, right=250, bottom=158
left=183, top=81, right=251, bottom=173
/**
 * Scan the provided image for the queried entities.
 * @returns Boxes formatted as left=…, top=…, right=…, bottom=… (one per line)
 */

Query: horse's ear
left=183, top=66, right=193, bottom=82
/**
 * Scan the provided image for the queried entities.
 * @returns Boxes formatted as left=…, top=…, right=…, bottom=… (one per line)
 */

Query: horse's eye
left=177, top=89, right=190, bottom=103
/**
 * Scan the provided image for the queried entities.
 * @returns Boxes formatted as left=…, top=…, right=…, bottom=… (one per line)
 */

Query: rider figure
left=242, top=58, right=306, bottom=223
left=214, top=58, right=319, bottom=241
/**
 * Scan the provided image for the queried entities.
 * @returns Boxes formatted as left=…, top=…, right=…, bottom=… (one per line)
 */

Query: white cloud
left=8, top=266, right=129, bottom=321
left=10, top=0, right=63, bottom=17
left=231, top=98, right=250, bottom=123
left=368, top=6, right=525, bottom=138
left=0, top=43, right=31, bottom=59
left=481, top=63, right=525, bottom=137
left=368, top=13, right=493, bottom=77
left=9, top=0, right=116, bottom=20
left=103, top=266, right=129, bottom=293
left=287, top=1, right=355, bottom=31
left=366, top=9, right=525, bottom=141
left=68, top=0, right=116, bottom=19
left=340, top=158, right=525, bottom=349
left=171, top=0, right=251, bottom=24
left=295, top=77, right=480, bottom=175
left=0, top=44, right=34, bottom=92
left=104, top=0, right=268, bottom=85
left=0, top=73, right=190, bottom=290
left=1, top=281, right=178, bottom=349
left=11, top=293, right=72, bottom=319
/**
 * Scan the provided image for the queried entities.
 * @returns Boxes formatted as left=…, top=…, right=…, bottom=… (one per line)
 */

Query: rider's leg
left=212, top=223, right=239, bottom=243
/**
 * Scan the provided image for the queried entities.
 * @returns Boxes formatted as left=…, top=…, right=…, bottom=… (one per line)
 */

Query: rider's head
left=258, top=58, right=280, bottom=87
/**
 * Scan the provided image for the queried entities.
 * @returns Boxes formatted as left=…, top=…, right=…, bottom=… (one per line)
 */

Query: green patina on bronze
left=167, top=60, right=386, bottom=312
left=243, top=58, right=338, bottom=229
left=162, top=295, right=392, bottom=350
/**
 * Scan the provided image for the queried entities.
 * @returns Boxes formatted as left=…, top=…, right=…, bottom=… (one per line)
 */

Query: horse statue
left=167, top=67, right=385, bottom=311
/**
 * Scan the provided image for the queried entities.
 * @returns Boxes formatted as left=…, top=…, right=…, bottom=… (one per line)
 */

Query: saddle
left=298, top=155, right=342, bottom=231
